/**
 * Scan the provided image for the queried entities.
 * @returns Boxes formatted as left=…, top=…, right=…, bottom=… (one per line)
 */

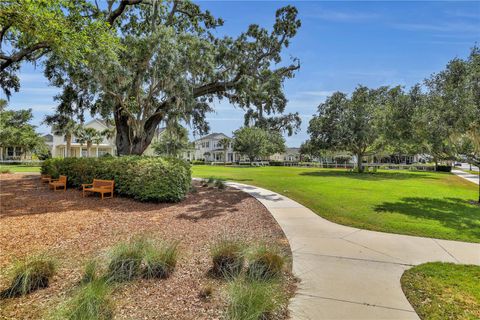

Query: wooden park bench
left=49, top=175, right=67, bottom=191
left=82, top=179, right=115, bottom=200
left=40, top=174, right=51, bottom=183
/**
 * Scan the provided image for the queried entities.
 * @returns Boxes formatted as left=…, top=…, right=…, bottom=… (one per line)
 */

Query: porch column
left=96, top=147, right=99, bottom=158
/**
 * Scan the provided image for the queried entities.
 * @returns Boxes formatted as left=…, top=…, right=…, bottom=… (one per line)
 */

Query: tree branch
left=107, top=0, right=143, bottom=25
left=0, top=42, right=49, bottom=71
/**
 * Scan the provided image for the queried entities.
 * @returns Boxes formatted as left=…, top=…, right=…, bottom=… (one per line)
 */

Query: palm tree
left=76, top=127, right=102, bottom=157
left=44, top=115, right=78, bottom=157
left=218, top=137, right=231, bottom=163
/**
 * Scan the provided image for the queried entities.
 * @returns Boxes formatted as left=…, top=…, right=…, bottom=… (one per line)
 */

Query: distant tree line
left=305, top=47, right=479, bottom=173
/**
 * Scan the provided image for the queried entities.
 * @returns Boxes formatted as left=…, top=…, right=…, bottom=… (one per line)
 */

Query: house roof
left=195, top=132, right=230, bottom=141
left=43, top=134, right=53, bottom=142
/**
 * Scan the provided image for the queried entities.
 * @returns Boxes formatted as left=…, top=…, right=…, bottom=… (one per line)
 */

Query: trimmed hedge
left=41, top=157, right=191, bottom=202
left=435, top=165, right=452, bottom=172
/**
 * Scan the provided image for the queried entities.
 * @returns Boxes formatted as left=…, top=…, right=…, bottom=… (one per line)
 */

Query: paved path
left=452, top=169, right=479, bottom=185
left=225, top=181, right=480, bottom=320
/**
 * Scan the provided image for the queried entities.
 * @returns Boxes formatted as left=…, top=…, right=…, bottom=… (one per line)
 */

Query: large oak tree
left=42, top=1, right=300, bottom=155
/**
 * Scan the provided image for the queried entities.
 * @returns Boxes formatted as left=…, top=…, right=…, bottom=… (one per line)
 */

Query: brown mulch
left=0, top=174, right=295, bottom=320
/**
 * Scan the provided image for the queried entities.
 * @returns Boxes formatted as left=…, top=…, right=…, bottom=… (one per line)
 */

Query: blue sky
left=3, top=0, right=479, bottom=146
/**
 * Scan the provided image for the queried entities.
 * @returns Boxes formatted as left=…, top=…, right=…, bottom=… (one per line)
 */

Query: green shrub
left=0, top=168, right=11, bottom=174
left=1, top=255, right=56, bottom=298
left=436, top=165, right=452, bottom=172
left=211, top=240, right=244, bottom=278
left=227, top=279, right=285, bottom=320
left=247, top=246, right=285, bottom=281
left=143, top=241, right=179, bottom=279
left=41, top=156, right=191, bottom=202
left=191, top=160, right=205, bottom=165
left=53, top=279, right=113, bottom=320
left=107, top=239, right=146, bottom=282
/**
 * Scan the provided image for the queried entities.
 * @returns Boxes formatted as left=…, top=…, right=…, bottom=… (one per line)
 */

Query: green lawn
left=401, top=262, right=480, bottom=320
left=0, top=164, right=41, bottom=173
left=192, top=166, right=480, bottom=242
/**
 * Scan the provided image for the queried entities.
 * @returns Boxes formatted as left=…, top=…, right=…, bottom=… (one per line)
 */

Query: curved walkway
left=225, top=181, right=480, bottom=320
left=452, top=169, right=479, bottom=185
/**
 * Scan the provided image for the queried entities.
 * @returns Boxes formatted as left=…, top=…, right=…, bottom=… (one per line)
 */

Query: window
left=7, top=147, right=14, bottom=156
left=206, top=142, right=210, bottom=148
left=15, top=147, right=23, bottom=156
left=98, top=148, right=109, bottom=157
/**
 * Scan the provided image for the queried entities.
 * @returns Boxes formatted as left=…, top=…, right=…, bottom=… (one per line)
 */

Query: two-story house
left=47, top=119, right=116, bottom=158
left=193, top=133, right=238, bottom=162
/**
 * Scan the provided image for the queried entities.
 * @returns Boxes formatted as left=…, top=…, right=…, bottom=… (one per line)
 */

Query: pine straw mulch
left=0, top=174, right=296, bottom=320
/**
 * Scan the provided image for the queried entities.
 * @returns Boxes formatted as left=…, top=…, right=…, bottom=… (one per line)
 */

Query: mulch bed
left=0, top=174, right=295, bottom=320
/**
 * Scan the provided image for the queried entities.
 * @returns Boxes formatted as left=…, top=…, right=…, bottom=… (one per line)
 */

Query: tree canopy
left=233, top=126, right=286, bottom=162
left=40, top=1, right=300, bottom=155
left=0, top=101, right=47, bottom=158
left=0, top=0, right=129, bottom=98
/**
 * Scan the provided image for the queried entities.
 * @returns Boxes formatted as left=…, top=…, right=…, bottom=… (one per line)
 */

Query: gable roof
left=195, top=132, right=230, bottom=141
left=85, top=118, right=109, bottom=129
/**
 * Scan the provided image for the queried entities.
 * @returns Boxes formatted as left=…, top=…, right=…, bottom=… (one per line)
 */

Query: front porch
left=54, top=145, right=115, bottom=158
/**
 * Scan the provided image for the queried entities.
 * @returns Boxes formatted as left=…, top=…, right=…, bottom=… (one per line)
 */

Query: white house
left=48, top=119, right=116, bottom=158
left=47, top=119, right=167, bottom=158
left=192, top=133, right=238, bottom=162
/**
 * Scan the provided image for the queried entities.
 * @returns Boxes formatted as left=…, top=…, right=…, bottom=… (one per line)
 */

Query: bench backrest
left=93, top=179, right=114, bottom=189
left=58, top=175, right=67, bottom=183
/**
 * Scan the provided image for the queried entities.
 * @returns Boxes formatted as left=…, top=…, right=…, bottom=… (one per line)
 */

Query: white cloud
left=305, top=10, right=380, bottom=23
left=298, top=90, right=335, bottom=97
left=19, top=73, right=47, bottom=83
left=393, top=22, right=480, bottom=33
left=9, top=104, right=55, bottom=112
left=19, top=87, right=60, bottom=94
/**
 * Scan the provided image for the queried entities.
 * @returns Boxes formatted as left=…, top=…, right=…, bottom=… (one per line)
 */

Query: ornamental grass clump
left=211, top=240, right=244, bottom=278
left=107, top=239, right=146, bottom=282
left=214, top=179, right=226, bottom=190
left=81, top=260, right=100, bottom=284
left=247, top=245, right=285, bottom=281
left=227, top=279, right=285, bottom=320
left=53, top=279, right=113, bottom=320
left=142, top=241, right=179, bottom=279
left=1, top=255, right=56, bottom=298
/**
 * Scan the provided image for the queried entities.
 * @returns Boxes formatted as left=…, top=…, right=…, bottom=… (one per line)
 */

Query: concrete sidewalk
left=452, top=169, right=479, bottom=185
left=226, top=181, right=480, bottom=320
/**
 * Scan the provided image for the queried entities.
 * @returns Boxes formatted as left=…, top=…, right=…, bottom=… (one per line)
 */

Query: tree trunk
left=66, top=133, right=71, bottom=158
left=114, top=107, right=160, bottom=156
left=87, top=142, right=92, bottom=157
left=356, top=153, right=364, bottom=173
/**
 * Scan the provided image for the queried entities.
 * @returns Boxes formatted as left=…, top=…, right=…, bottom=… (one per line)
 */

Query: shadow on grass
left=299, top=170, right=440, bottom=181
left=374, top=197, right=480, bottom=240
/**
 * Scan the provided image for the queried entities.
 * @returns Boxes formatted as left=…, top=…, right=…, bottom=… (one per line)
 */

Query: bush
left=227, top=279, right=285, bottom=320
left=143, top=241, right=179, bottom=279
left=41, top=156, right=191, bottom=202
left=211, top=240, right=244, bottom=278
left=1, top=255, right=56, bottom=298
left=436, top=165, right=452, bottom=172
left=0, top=168, right=11, bottom=174
left=191, top=160, right=205, bottom=165
left=107, top=239, right=146, bottom=282
left=247, top=246, right=285, bottom=281
left=54, top=279, right=113, bottom=320
left=269, top=161, right=284, bottom=166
